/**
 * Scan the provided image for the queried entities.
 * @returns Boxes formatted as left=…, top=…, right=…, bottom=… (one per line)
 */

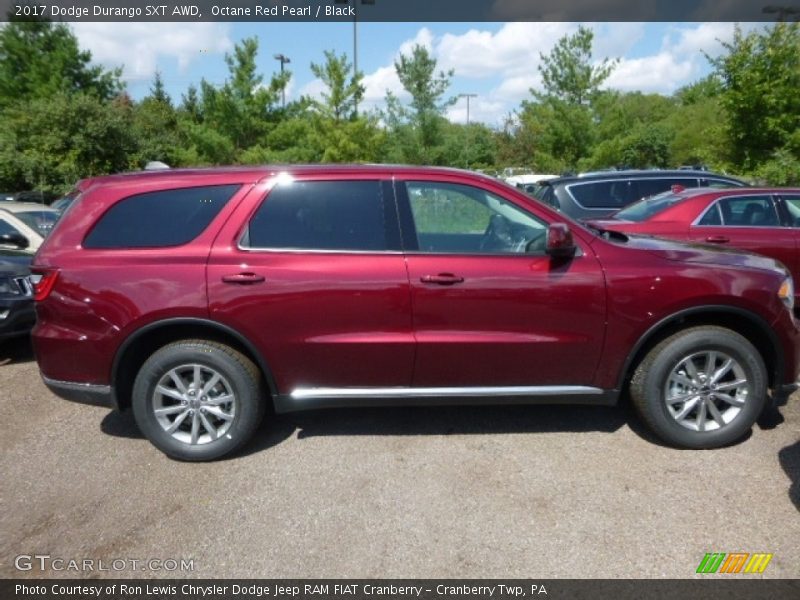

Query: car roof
left=0, top=201, right=59, bottom=213
left=673, top=187, right=800, bottom=199
left=77, top=164, right=492, bottom=189
left=542, top=169, right=744, bottom=185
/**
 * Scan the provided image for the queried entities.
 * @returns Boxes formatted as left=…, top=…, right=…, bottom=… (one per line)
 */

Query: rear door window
left=84, top=185, right=240, bottom=249
left=244, top=180, right=397, bottom=252
left=709, top=195, right=779, bottom=226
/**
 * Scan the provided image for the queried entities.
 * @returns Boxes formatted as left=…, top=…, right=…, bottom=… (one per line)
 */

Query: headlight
left=778, top=277, right=794, bottom=312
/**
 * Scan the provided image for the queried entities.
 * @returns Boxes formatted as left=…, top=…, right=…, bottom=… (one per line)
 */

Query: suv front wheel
left=630, top=326, right=768, bottom=449
left=132, top=340, right=265, bottom=461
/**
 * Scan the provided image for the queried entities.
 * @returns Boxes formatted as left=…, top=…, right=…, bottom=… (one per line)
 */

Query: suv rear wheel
left=132, top=340, right=265, bottom=461
left=630, top=326, right=767, bottom=449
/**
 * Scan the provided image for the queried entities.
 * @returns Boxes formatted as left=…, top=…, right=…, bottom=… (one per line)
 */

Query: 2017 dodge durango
left=31, top=166, right=800, bottom=460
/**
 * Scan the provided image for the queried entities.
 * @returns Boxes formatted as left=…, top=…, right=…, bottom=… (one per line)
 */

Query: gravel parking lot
left=1, top=338, right=798, bottom=579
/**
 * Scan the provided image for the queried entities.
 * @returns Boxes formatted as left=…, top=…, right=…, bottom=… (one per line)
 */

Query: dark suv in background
left=536, top=169, right=747, bottom=220
left=31, top=165, right=798, bottom=460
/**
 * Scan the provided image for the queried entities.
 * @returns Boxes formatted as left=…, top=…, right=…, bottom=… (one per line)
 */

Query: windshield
left=614, top=191, right=684, bottom=222
left=14, top=210, right=58, bottom=236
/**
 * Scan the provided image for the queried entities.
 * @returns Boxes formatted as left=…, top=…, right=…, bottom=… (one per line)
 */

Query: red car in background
left=588, top=187, right=800, bottom=305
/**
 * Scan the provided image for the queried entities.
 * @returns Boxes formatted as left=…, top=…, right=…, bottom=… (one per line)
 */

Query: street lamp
left=273, top=53, right=291, bottom=108
left=458, top=93, right=477, bottom=125
left=335, top=0, right=375, bottom=116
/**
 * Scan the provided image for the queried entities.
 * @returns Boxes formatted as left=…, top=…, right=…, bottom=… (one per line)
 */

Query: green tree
left=149, top=70, right=171, bottom=106
left=386, top=44, right=455, bottom=163
left=709, top=23, right=800, bottom=170
left=180, top=84, right=201, bottom=122
left=519, top=26, right=618, bottom=170
left=0, top=16, right=121, bottom=110
left=537, top=25, right=617, bottom=106
left=199, top=37, right=288, bottom=155
left=131, top=72, right=180, bottom=167
left=309, top=50, right=364, bottom=122
left=0, top=93, right=135, bottom=193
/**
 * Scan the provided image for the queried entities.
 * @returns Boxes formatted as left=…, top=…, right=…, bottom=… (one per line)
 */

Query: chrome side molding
left=290, top=385, right=604, bottom=400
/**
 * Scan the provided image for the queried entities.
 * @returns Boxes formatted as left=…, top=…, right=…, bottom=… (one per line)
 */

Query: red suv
left=31, top=166, right=800, bottom=460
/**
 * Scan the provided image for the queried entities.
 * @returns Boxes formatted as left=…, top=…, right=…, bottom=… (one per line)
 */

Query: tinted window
left=635, top=178, right=699, bottom=200
left=537, top=185, right=558, bottom=209
left=406, top=181, right=546, bottom=254
left=84, top=185, right=239, bottom=249
left=246, top=180, right=389, bottom=251
left=0, top=217, right=21, bottom=237
left=713, top=196, right=778, bottom=226
left=697, top=203, right=722, bottom=225
left=703, top=178, right=746, bottom=189
left=567, top=180, right=635, bottom=209
left=14, top=210, right=58, bottom=236
left=615, top=192, right=685, bottom=222
left=783, top=196, right=800, bottom=227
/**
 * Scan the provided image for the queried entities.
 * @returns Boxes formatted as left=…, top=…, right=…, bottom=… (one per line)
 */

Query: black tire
left=630, top=326, right=767, bottom=449
left=132, top=340, right=265, bottom=461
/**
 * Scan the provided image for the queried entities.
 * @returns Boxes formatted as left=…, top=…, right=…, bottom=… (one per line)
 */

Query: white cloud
left=398, top=27, right=435, bottom=57
left=437, top=22, right=575, bottom=79
left=298, top=77, right=326, bottom=101
left=603, top=53, right=695, bottom=94
left=447, top=96, right=508, bottom=125
left=71, top=22, right=233, bottom=83
left=362, top=64, right=407, bottom=104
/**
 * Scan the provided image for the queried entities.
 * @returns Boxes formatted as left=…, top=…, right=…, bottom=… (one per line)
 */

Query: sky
left=68, top=21, right=765, bottom=127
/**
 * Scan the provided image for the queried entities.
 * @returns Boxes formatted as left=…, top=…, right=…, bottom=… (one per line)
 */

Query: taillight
left=30, top=268, right=59, bottom=302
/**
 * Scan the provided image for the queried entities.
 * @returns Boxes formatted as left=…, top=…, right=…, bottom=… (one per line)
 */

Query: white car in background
left=0, top=202, right=59, bottom=252
left=503, top=173, right=558, bottom=194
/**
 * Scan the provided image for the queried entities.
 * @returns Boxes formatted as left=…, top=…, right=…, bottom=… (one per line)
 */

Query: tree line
left=0, top=16, right=798, bottom=196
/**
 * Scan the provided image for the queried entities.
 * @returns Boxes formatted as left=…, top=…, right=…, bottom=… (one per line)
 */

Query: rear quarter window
left=83, top=185, right=240, bottom=249
left=567, top=180, right=635, bottom=209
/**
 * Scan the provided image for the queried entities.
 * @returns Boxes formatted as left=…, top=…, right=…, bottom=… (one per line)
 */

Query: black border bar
left=1, top=1, right=799, bottom=22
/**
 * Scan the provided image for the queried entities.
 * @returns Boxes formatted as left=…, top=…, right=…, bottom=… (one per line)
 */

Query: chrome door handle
left=420, top=273, right=465, bottom=285
left=221, top=272, right=265, bottom=284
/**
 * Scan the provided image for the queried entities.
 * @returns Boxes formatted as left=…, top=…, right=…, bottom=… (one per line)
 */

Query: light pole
left=273, top=53, right=291, bottom=108
left=459, top=93, right=477, bottom=125
left=336, top=0, right=375, bottom=116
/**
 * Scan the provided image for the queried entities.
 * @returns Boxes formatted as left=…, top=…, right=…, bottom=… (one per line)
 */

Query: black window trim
left=238, top=178, right=403, bottom=255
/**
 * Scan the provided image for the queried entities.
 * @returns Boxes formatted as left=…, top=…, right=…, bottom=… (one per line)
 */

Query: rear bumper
left=42, top=376, right=115, bottom=409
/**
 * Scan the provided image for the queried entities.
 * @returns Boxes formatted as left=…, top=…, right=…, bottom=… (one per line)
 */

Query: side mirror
left=546, top=223, right=576, bottom=258
left=0, top=231, right=29, bottom=249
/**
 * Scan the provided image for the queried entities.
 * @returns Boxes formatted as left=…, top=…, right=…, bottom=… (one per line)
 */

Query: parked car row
left=586, top=187, right=800, bottom=307
left=533, top=169, right=747, bottom=220
left=0, top=202, right=60, bottom=343
left=29, top=165, right=800, bottom=461
left=0, top=247, right=34, bottom=342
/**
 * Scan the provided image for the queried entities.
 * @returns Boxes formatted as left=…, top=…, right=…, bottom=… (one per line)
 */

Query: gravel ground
left=1, top=337, right=798, bottom=579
